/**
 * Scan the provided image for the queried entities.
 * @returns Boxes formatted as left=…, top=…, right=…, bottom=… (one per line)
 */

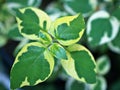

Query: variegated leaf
left=16, top=7, right=51, bottom=40
left=62, top=0, right=97, bottom=17
left=48, top=43, right=67, bottom=60
left=50, top=14, right=85, bottom=46
left=87, top=11, right=119, bottom=47
left=108, top=27, right=120, bottom=54
left=38, top=31, right=52, bottom=45
left=65, top=78, right=87, bottom=90
left=10, top=42, right=54, bottom=89
left=7, top=0, right=42, bottom=14
left=61, top=44, right=96, bottom=83
left=90, top=76, right=107, bottom=90
left=96, top=55, right=111, bottom=75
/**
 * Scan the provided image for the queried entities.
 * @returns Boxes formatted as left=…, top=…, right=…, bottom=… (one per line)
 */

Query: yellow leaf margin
left=16, top=7, right=51, bottom=40
left=61, top=44, right=97, bottom=82
left=11, top=42, right=54, bottom=88
left=49, top=14, right=84, bottom=46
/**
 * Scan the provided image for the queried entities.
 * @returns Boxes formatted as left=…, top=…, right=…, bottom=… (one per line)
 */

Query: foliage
left=10, top=7, right=97, bottom=89
left=0, top=0, right=42, bottom=48
left=0, top=0, right=120, bottom=90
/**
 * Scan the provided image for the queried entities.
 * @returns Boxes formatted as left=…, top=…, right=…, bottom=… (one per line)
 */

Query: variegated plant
left=10, top=7, right=97, bottom=89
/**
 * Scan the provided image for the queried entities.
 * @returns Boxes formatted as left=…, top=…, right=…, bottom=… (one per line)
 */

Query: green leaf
left=38, top=31, right=52, bottom=45
left=16, top=7, right=51, bottom=40
left=91, top=76, right=107, bottom=90
left=50, top=14, right=85, bottom=46
left=7, top=24, right=23, bottom=41
left=10, top=42, right=54, bottom=89
left=87, top=11, right=119, bottom=47
left=6, top=0, right=42, bottom=16
left=7, top=0, right=41, bottom=6
left=108, top=27, right=120, bottom=54
left=13, top=39, right=29, bottom=56
left=61, top=44, right=96, bottom=84
left=7, top=0, right=42, bottom=14
left=62, top=0, right=97, bottom=17
left=45, top=2, right=68, bottom=21
left=96, top=55, right=111, bottom=75
left=112, top=7, right=120, bottom=21
left=66, top=78, right=87, bottom=90
left=49, top=43, right=67, bottom=60
left=0, top=35, right=7, bottom=47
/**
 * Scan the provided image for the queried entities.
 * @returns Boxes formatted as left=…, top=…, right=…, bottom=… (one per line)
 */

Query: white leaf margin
left=65, top=77, right=89, bottom=90
left=90, top=76, right=107, bottom=90
left=63, top=0, right=98, bottom=17
left=87, top=10, right=119, bottom=45
left=108, top=42, right=120, bottom=54
left=96, top=55, right=111, bottom=75
left=108, top=25, right=120, bottom=54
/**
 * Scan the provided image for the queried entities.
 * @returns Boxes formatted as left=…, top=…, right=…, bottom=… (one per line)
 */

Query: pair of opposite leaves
left=10, top=7, right=97, bottom=89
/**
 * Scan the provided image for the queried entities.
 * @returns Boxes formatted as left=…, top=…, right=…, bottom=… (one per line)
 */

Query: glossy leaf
left=63, top=0, right=97, bottom=17
left=10, top=42, right=54, bottom=89
left=49, top=43, right=67, bottom=60
left=87, top=11, right=119, bottom=47
left=50, top=14, right=85, bottom=46
left=16, top=7, right=51, bottom=40
left=96, top=55, right=111, bottom=75
left=61, top=44, right=96, bottom=83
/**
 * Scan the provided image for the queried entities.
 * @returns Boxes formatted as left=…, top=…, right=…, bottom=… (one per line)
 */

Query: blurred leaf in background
left=86, top=10, right=119, bottom=47
left=6, top=0, right=42, bottom=15
left=61, top=0, right=98, bottom=17
left=91, top=76, right=107, bottom=90
left=110, top=80, right=120, bottom=90
left=65, top=78, right=88, bottom=90
left=108, top=23, right=120, bottom=54
left=96, top=55, right=111, bottom=75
